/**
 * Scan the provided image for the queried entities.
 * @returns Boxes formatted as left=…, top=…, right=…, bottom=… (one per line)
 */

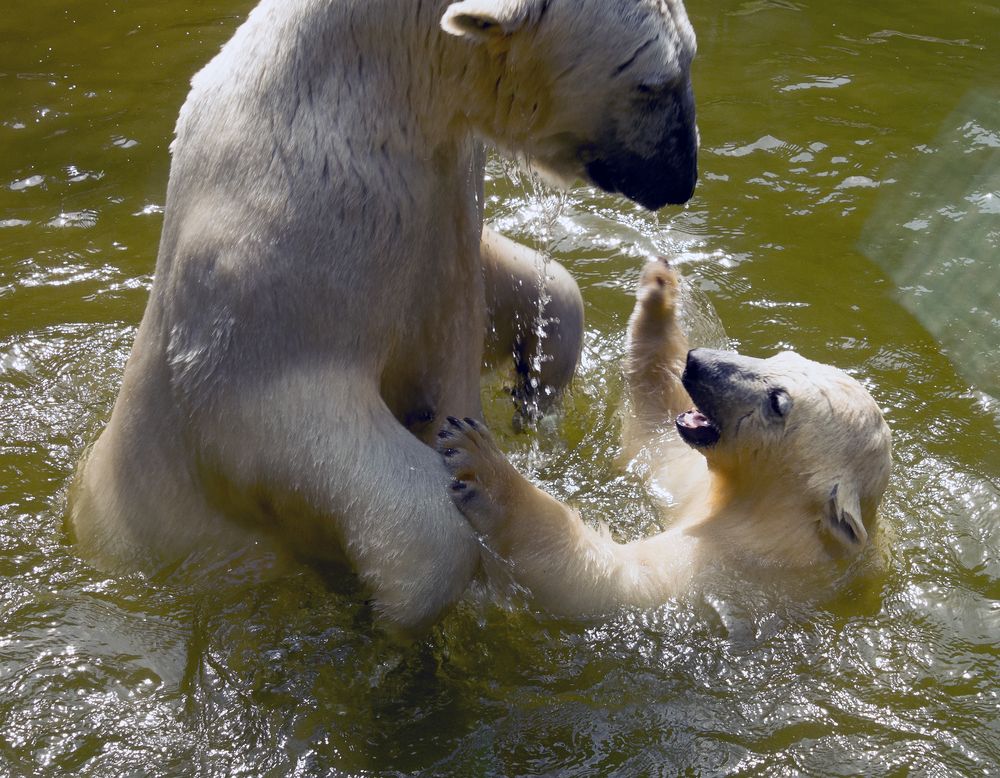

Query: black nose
left=684, top=348, right=710, bottom=382
left=684, top=349, right=699, bottom=381
left=684, top=348, right=742, bottom=387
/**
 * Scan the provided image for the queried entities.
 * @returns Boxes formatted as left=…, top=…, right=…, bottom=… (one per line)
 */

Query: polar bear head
left=676, top=349, right=893, bottom=557
left=441, top=0, right=699, bottom=209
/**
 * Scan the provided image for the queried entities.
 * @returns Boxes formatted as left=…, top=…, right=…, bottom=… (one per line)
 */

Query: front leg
left=481, top=228, right=584, bottom=422
left=625, top=259, right=692, bottom=427
left=437, top=416, right=526, bottom=538
left=438, top=417, right=680, bottom=616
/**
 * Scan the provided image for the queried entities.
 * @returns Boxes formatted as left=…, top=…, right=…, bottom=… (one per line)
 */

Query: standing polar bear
left=70, top=0, right=700, bottom=631
left=439, top=263, right=893, bottom=616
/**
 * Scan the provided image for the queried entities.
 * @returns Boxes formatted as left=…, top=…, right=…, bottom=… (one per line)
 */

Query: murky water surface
left=2, top=1, right=999, bottom=774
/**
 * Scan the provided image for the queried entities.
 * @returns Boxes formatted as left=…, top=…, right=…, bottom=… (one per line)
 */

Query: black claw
left=446, top=416, right=462, bottom=429
left=464, top=417, right=480, bottom=430
left=437, top=428, right=453, bottom=439
left=450, top=479, right=468, bottom=491
left=442, top=448, right=458, bottom=458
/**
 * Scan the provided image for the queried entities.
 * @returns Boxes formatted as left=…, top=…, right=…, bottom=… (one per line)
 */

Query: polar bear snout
left=682, top=348, right=744, bottom=386
left=681, top=349, right=755, bottom=407
left=677, top=349, right=747, bottom=448
left=678, top=349, right=789, bottom=449
left=582, top=82, right=698, bottom=210
left=584, top=144, right=696, bottom=209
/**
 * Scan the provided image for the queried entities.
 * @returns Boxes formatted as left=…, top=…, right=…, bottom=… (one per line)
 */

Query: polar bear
left=69, top=0, right=700, bottom=632
left=438, top=265, right=893, bottom=617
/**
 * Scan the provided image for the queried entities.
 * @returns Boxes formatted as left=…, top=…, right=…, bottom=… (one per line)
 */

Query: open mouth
left=676, top=407, right=721, bottom=447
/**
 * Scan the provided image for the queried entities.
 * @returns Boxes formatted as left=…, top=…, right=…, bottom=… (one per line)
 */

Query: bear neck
left=684, top=469, right=834, bottom=568
left=181, top=0, right=511, bottom=195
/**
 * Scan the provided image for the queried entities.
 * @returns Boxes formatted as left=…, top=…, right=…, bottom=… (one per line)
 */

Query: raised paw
left=636, top=257, right=681, bottom=316
left=436, top=417, right=510, bottom=533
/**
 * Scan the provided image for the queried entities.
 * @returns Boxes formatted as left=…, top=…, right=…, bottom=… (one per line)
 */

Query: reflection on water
left=1, top=0, right=999, bottom=774
left=861, top=91, right=1000, bottom=396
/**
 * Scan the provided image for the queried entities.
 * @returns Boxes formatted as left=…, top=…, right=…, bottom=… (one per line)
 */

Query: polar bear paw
left=636, top=257, right=681, bottom=315
left=437, top=416, right=510, bottom=534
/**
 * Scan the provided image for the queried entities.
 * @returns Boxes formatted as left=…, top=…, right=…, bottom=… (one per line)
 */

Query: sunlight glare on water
left=1, top=0, right=998, bottom=774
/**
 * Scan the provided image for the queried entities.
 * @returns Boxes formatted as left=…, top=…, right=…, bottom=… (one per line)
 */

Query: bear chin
left=585, top=154, right=698, bottom=210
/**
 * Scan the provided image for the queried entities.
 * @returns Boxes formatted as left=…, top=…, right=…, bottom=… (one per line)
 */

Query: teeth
left=676, top=407, right=721, bottom=447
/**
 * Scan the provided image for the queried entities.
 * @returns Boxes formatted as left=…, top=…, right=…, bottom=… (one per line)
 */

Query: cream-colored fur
left=69, top=0, right=699, bottom=632
left=621, top=260, right=707, bottom=513
left=440, top=265, right=893, bottom=616
left=624, top=260, right=691, bottom=429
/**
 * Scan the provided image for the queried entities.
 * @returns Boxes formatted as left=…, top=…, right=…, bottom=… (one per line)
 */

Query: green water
left=2, top=0, right=999, bottom=774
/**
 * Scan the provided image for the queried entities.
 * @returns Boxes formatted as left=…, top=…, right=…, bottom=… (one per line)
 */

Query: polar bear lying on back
left=69, top=0, right=700, bottom=633
left=439, top=262, right=893, bottom=616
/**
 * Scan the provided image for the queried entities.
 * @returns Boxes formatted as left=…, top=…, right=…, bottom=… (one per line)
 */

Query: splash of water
left=495, top=155, right=569, bottom=429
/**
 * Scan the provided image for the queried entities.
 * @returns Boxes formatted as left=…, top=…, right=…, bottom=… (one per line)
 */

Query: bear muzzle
left=585, top=149, right=697, bottom=210
left=582, top=82, right=699, bottom=210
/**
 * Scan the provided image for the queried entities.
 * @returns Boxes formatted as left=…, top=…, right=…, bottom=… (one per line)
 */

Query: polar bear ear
left=824, top=483, right=868, bottom=552
left=441, top=0, right=528, bottom=40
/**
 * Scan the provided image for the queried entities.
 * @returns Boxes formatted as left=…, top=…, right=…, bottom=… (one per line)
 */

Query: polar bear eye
left=767, top=388, right=792, bottom=419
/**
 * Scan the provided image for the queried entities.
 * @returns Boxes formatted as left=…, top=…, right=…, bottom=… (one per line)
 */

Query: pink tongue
left=679, top=409, right=712, bottom=428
